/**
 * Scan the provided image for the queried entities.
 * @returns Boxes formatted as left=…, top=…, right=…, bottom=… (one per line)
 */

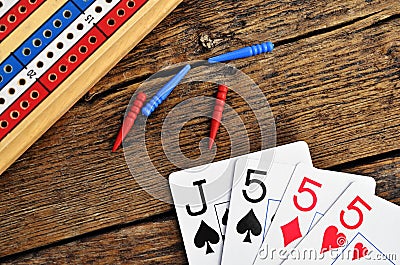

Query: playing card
left=282, top=183, right=400, bottom=264
left=254, top=164, right=376, bottom=265
left=169, top=141, right=310, bottom=265
left=221, top=142, right=312, bottom=265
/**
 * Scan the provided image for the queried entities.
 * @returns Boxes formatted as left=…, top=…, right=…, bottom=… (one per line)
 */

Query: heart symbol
left=320, top=226, right=346, bottom=253
left=352, top=242, right=369, bottom=260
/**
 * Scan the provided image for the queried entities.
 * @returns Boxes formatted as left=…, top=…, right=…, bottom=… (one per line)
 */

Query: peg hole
left=54, top=19, right=62, bottom=28
left=77, top=23, right=83, bottom=30
left=36, top=61, right=44, bottom=68
left=11, top=111, right=19, bottom=119
left=0, top=24, right=6, bottom=32
left=0, top=98, right=4, bottom=104
left=57, top=42, right=64, bottom=49
left=23, top=48, right=31, bottom=56
left=33, top=38, right=42, bottom=47
left=117, top=9, right=125, bottom=17
left=49, top=73, right=57, bottom=82
left=19, top=6, right=27, bottom=14
left=29, top=0, right=37, bottom=4
left=8, top=14, right=16, bottom=23
left=21, top=101, right=29, bottom=109
left=47, top=51, right=54, bottom=58
left=0, top=1, right=3, bottom=8
left=95, top=6, right=102, bottom=13
left=107, top=18, right=115, bottom=26
left=67, top=33, right=74, bottom=39
left=127, top=1, right=135, bottom=8
left=0, top=121, right=8, bottom=129
left=69, top=54, right=77, bottom=63
left=89, top=36, right=97, bottom=44
left=106, top=0, right=112, bottom=3
left=59, top=65, right=67, bottom=73
left=30, top=90, right=39, bottom=99
left=8, top=88, right=15, bottom=95
left=19, top=79, right=26, bottom=86
left=63, top=10, right=72, bottom=18
left=44, top=29, right=52, bottom=38
left=4, top=65, right=12, bottom=73
left=0, top=75, right=2, bottom=83
left=79, top=45, right=87, bottom=54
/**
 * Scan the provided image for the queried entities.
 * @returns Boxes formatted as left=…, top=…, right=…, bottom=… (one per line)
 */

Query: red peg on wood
left=209, top=84, right=228, bottom=149
left=112, top=92, right=146, bottom=152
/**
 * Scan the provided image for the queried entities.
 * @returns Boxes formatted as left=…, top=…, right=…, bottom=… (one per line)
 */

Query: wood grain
left=337, top=152, right=400, bottom=205
left=1, top=0, right=400, bottom=259
left=88, top=0, right=400, bottom=98
left=1, top=216, right=188, bottom=265
left=2, top=153, right=399, bottom=264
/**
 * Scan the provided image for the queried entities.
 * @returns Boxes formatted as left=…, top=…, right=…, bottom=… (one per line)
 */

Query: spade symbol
left=222, top=209, right=229, bottom=226
left=194, top=220, right=220, bottom=254
left=236, top=209, right=262, bottom=243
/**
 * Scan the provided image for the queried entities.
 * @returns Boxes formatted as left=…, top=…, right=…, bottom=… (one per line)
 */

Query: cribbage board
left=0, top=0, right=182, bottom=174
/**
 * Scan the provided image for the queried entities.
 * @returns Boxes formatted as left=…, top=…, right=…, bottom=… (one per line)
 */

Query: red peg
left=209, top=84, right=228, bottom=149
left=112, top=92, right=146, bottom=152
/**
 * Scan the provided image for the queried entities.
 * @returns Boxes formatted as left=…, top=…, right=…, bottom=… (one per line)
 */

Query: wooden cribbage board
left=0, top=0, right=182, bottom=174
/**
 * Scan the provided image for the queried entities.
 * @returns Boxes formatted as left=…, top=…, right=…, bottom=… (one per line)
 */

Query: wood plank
left=2, top=153, right=399, bottom=264
left=338, top=153, right=400, bottom=205
left=1, top=216, right=188, bottom=264
left=87, top=0, right=400, bottom=99
left=1, top=0, right=400, bottom=258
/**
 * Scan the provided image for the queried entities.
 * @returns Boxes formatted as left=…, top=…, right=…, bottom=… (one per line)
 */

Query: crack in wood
left=84, top=73, right=153, bottom=102
left=358, top=13, right=400, bottom=32
left=274, top=11, right=381, bottom=47
left=84, top=11, right=399, bottom=102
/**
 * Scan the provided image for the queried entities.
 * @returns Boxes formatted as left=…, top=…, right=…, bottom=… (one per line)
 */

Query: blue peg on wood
left=142, top=64, right=191, bottom=117
left=208, top=41, right=274, bottom=63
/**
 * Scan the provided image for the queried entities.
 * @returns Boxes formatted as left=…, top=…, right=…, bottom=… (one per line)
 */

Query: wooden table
left=1, top=0, right=399, bottom=263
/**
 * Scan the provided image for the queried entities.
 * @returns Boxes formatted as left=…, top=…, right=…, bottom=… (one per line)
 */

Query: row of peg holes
left=48, top=35, right=97, bottom=82
left=0, top=10, right=101, bottom=101
left=0, top=0, right=39, bottom=33
left=0, top=90, right=39, bottom=129
left=0, top=78, right=27, bottom=108
left=107, top=1, right=135, bottom=27
left=0, top=1, right=112, bottom=122
left=20, top=10, right=72, bottom=56
left=20, top=22, right=87, bottom=85
left=1, top=1, right=112, bottom=81
left=0, top=33, right=80, bottom=102
left=0, top=10, right=76, bottom=82
left=20, top=2, right=108, bottom=57
left=0, top=20, right=63, bottom=81
left=0, top=1, right=116, bottom=129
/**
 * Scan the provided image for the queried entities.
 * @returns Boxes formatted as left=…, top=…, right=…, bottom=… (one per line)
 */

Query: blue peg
left=142, top=65, right=191, bottom=117
left=208, top=41, right=274, bottom=63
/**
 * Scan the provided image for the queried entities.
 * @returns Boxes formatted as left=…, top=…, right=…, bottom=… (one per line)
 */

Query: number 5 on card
left=293, top=177, right=322, bottom=212
left=283, top=183, right=400, bottom=264
left=254, top=163, right=376, bottom=265
left=221, top=142, right=312, bottom=265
